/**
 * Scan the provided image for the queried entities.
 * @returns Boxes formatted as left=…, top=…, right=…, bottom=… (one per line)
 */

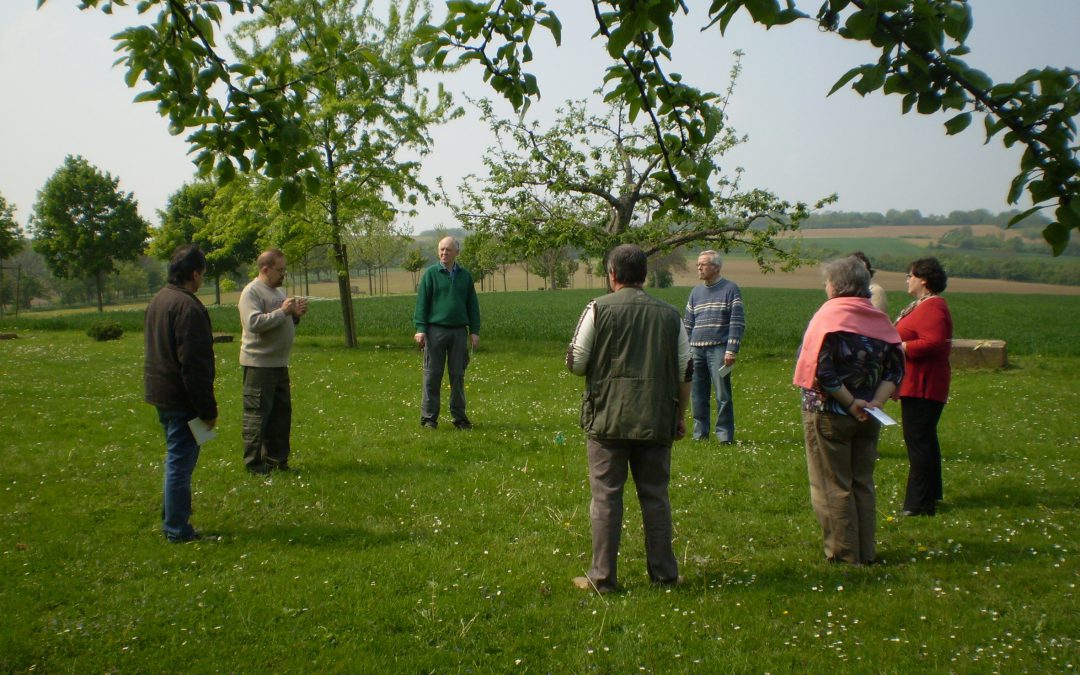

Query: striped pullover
left=683, top=277, right=745, bottom=353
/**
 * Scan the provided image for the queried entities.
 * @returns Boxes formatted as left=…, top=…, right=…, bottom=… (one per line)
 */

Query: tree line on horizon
left=801, top=208, right=1051, bottom=231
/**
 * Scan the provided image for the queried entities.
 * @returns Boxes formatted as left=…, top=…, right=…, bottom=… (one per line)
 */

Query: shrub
left=86, top=321, right=124, bottom=342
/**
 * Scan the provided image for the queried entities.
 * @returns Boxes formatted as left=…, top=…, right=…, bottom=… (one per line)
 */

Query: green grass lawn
left=1, top=290, right=1078, bottom=671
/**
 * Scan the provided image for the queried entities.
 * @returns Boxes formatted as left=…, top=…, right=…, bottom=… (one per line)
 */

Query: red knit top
left=896, top=295, right=953, bottom=402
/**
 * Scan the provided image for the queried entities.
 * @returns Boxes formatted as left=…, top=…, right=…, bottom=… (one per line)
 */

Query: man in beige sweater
left=238, top=249, right=307, bottom=474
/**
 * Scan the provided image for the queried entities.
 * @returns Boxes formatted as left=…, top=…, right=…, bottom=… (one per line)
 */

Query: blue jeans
left=157, top=408, right=201, bottom=541
left=690, top=345, right=735, bottom=442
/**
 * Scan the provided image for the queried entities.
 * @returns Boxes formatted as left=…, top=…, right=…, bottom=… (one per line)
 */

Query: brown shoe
left=572, top=576, right=616, bottom=594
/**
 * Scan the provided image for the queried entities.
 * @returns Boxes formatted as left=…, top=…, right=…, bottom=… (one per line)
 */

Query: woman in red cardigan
left=896, top=257, right=953, bottom=516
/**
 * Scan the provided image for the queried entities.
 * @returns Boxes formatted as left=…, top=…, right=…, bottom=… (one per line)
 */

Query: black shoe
left=420, top=419, right=438, bottom=430
left=452, top=419, right=473, bottom=430
left=246, top=463, right=272, bottom=475
left=167, top=530, right=202, bottom=544
left=273, top=462, right=291, bottom=472
left=902, top=508, right=935, bottom=517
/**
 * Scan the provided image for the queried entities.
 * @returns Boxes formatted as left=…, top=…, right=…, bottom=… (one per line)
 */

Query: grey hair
left=822, top=255, right=871, bottom=298
left=699, top=249, right=723, bottom=270
left=440, top=236, right=462, bottom=252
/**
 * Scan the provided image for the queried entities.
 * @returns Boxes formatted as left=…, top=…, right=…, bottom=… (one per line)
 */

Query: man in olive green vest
left=566, top=244, right=692, bottom=593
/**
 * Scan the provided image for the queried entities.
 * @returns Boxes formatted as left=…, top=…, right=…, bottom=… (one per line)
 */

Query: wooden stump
left=0, top=332, right=17, bottom=340
left=950, top=339, right=1007, bottom=369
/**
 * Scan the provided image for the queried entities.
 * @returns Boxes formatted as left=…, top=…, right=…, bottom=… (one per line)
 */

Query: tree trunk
left=95, top=270, right=104, bottom=312
left=333, top=235, right=357, bottom=348
left=215, top=275, right=222, bottom=305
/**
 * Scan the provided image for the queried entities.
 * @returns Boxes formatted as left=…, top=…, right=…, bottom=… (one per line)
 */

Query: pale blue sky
left=1, top=1, right=1078, bottom=234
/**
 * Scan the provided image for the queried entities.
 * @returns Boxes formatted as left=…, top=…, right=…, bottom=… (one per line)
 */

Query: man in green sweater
left=413, top=236, right=481, bottom=430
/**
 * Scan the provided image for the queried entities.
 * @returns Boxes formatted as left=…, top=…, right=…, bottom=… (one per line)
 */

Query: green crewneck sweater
left=413, top=263, right=481, bottom=333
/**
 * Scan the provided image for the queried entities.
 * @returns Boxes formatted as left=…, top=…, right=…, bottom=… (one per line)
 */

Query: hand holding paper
left=864, top=407, right=897, bottom=426
left=188, top=417, right=218, bottom=445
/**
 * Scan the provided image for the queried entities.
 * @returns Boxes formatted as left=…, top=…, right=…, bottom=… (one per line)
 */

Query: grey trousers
left=802, top=410, right=879, bottom=564
left=421, top=325, right=470, bottom=424
left=242, top=366, right=292, bottom=469
left=585, top=436, right=679, bottom=590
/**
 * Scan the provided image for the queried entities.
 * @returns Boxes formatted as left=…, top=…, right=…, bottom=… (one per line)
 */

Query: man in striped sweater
left=683, top=250, right=745, bottom=443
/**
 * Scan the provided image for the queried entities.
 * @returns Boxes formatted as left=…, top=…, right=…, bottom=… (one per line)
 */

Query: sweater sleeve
left=413, top=268, right=432, bottom=332
left=566, top=301, right=596, bottom=376
left=683, top=288, right=696, bottom=334
left=239, top=283, right=288, bottom=334
left=466, top=276, right=481, bottom=335
left=726, top=285, right=745, bottom=353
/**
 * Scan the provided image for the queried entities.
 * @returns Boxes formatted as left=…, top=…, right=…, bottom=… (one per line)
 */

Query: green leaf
left=1056, top=202, right=1080, bottom=231
left=943, top=112, right=971, bottom=136
left=1006, top=206, right=1042, bottom=228
left=1029, top=180, right=1058, bottom=204
left=279, top=180, right=303, bottom=212
left=606, top=25, right=634, bottom=58
left=132, top=89, right=161, bottom=103
left=915, top=92, right=941, bottom=114
left=1007, top=172, right=1030, bottom=205
left=745, top=0, right=781, bottom=24
left=537, top=14, right=562, bottom=46
left=962, top=68, right=993, bottom=91
left=1042, top=221, right=1069, bottom=256
left=843, top=8, right=878, bottom=40
left=828, top=65, right=863, bottom=97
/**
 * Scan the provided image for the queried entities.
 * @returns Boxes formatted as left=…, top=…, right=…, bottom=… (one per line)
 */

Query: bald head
left=438, top=237, right=460, bottom=268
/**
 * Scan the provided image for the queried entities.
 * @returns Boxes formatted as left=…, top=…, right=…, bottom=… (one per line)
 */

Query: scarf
left=793, top=296, right=901, bottom=390
left=895, top=292, right=937, bottom=323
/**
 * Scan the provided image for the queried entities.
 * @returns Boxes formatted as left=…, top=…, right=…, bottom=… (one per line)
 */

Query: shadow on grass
left=950, top=484, right=1080, bottom=510
left=210, top=522, right=417, bottom=549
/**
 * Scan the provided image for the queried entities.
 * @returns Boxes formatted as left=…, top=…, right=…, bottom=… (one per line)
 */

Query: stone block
left=950, top=339, right=1006, bottom=369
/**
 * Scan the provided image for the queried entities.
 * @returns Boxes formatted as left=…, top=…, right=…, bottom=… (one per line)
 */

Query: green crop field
left=1, top=288, right=1078, bottom=672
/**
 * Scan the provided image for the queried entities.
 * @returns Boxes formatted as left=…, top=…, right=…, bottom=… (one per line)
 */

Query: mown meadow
left=1, top=287, right=1078, bottom=672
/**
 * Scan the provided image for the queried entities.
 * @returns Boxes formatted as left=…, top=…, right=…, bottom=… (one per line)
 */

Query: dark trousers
left=242, top=366, right=292, bottom=469
left=901, top=397, right=945, bottom=513
left=421, top=325, right=470, bottom=424
left=585, top=437, right=679, bottom=590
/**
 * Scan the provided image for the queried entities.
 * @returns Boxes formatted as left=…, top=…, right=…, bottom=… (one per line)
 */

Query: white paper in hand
left=865, top=407, right=897, bottom=426
left=188, top=417, right=218, bottom=445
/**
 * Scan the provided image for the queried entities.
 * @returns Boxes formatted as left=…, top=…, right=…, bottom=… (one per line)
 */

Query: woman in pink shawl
left=794, top=256, right=904, bottom=565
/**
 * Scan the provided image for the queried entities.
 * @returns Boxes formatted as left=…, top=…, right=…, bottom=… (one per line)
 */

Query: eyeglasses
left=273, top=267, right=287, bottom=274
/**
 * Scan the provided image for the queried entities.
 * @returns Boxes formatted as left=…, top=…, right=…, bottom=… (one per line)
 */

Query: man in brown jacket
left=144, top=244, right=217, bottom=543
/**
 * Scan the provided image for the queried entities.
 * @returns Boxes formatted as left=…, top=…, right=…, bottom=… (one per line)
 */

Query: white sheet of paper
left=865, top=407, right=897, bottom=426
left=716, top=363, right=734, bottom=378
left=188, top=417, right=218, bottom=445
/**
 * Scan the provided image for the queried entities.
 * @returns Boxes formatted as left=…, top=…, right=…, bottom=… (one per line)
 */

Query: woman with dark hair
left=896, top=257, right=953, bottom=516
left=794, top=256, right=904, bottom=565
